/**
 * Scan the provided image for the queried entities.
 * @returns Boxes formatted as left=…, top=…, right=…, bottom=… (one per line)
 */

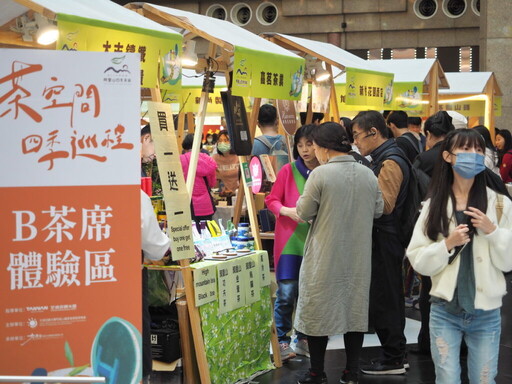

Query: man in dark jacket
left=352, top=110, right=408, bottom=375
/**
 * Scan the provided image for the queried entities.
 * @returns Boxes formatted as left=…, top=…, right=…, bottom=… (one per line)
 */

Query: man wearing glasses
left=352, top=110, right=409, bottom=376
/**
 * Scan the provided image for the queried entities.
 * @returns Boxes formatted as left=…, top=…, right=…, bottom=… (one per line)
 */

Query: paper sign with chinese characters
left=0, top=49, right=142, bottom=382
left=147, top=102, right=194, bottom=261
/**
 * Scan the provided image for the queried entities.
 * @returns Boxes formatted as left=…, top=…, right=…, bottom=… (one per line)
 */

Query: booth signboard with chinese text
left=232, top=46, right=305, bottom=101
left=57, top=15, right=182, bottom=91
left=147, top=102, right=194, bottom=261
left=345, top=67, right=394, bottom=109
left=0, top=49, right=141, bottom=381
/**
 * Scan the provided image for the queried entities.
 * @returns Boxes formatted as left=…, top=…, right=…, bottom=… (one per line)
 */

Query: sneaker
left=280, top=342, right=297, bottom=361
left=297, top=369, right=327, bottom=384
left=360, top=360, right=406, bottom=375
left=403, top=357, right=410, bottom=370
left=294, top=338, right=310, bottom=357
left=340, top=369, right=358, bottom=383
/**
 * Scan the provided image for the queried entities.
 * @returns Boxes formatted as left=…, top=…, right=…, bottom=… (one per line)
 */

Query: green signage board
left=345, top=67, right=394, bottom=108
left=57, top=14, right=182, bottom=91
left=232, top=46, right=305, bottom=100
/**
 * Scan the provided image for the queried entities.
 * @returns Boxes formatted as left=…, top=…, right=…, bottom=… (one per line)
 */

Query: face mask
left=452, top=152, right=485, bottom=179
left=218, top=142, right=231, bottom=153
left=207, top=138, right=213, bottom=143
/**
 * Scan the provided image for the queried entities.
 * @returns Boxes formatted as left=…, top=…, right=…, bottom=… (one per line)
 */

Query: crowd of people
left=262, top=109, right=512, bottom=384
left=141, top=104, right=512, bottom=384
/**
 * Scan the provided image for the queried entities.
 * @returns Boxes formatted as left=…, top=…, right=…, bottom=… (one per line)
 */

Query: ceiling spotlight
left=35, top=14, right=58, bottom=45
left=313, top=61, right=331, bottom=82
left=181, top=40, right=198, bottom=67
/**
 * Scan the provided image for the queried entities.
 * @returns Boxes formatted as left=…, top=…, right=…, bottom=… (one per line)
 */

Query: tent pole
left=185, top=43, right=217, bottom=197
left=484, top=78, right=495, bottom=141
left=428, top=62, right=439, bottom=116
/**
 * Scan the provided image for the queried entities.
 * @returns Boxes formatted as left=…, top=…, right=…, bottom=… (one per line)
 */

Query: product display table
left=149, top=250, right=276, bottom=384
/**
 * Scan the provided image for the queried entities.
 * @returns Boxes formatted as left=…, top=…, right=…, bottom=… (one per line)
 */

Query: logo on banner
left=235, top=59, right=249, bottom=88
left=103, top=55, right=133, bottom=85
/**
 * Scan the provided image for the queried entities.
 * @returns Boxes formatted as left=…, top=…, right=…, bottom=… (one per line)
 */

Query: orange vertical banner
left=0, top=49, right=142, bottom=382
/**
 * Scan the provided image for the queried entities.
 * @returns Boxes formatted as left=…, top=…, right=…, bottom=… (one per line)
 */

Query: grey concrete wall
left=480, top=0, right=512, bottom=130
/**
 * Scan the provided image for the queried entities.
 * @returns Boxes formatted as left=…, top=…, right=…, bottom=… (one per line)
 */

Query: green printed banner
left=57, top=14, right=182, bottom=90
left=386, top=82, right=425, bottom=114
left=180, top=86, right=225, bottom=114
left=335, top=84, right=371, bottom=113
left=345, top=67, right=394, bottom=108
left=232, top=46, right=305, bottom=100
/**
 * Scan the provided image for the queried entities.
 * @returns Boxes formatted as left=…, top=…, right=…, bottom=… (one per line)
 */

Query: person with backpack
left=407, top=129, right=512, bottom=384
left=252, top=104, right=288, bottom=157
left=387, top=110, right=422, bottom=163
left=352, top=110, right=409, bottom=375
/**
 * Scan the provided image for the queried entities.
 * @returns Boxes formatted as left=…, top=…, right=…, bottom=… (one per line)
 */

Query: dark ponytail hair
left=424, top=111, right=455, bottom=138
left=425, top=129, right=487, bottom=241
left=310, top=122, right=352, bottom=153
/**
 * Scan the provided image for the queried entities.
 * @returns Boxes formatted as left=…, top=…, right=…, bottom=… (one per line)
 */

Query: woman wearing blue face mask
left=406, top=129, right=512, bottom=384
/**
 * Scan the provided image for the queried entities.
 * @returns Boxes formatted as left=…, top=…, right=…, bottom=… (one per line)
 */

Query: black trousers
left=308, top=332, right=364, bottom=374
left=417, top=275, right=432, bottom=351
left=369, top=228, right=406, bottom=364
left=142, top=267, right=152, bottom=378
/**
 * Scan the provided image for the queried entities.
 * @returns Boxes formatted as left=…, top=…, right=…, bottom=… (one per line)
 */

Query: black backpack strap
left=402, top=133, right=422, bottom=154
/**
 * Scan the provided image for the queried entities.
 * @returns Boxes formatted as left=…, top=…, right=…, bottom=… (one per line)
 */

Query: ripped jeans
left=430, top=302, right=501, bottom=384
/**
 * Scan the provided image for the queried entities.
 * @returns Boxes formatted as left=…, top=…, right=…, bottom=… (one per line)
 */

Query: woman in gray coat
left=295, top=122, right=384, bottom=384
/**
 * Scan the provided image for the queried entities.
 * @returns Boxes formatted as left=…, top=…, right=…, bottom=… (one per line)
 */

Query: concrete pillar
left=480, top=0, right=512, bottom=130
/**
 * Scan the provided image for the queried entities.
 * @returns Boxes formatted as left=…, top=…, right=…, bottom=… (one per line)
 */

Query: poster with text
left=0, top=49, right=142, bottom=383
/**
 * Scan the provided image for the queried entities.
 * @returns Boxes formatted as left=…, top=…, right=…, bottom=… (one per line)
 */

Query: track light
left=11, top=13, right=58, bottom=45
left=181, top=40, right=198, bottom=67
left=313, top=61, right=331, bottom=82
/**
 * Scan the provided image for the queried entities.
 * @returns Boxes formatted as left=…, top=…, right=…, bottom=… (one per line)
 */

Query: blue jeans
left=274, top=280, right=305, bottom=344
left=429, top=302, right=501, bottom=384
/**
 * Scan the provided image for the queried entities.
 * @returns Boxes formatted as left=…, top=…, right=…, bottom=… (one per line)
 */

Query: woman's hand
left=279, top=206, right=304, bottom=223
left=464, top=207, right=497, bottom=235
left=445, top=224, right=471, bottom=252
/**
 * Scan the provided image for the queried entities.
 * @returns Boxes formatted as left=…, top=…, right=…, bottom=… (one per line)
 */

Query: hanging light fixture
left=181, top=40, right=198, bottom=67
left=313, top=61, right=331, bottom=82
left=35, top=13, right=58, bottom=45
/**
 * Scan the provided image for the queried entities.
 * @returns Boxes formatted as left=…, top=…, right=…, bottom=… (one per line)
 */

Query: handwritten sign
left=193, top=266, right=217, bottom=307
left=148, top=102, right=194, bottom=261
left=258, top=251, right=271, bottom=287
left=244, top=254, right=261, bottom=305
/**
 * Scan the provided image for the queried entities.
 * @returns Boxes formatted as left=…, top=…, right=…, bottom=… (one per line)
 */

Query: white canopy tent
left=440, top=72, right=502, bottom=136
left=261, top=32, right=394, bottom=122
left=0, top=0, right=176, bottom=48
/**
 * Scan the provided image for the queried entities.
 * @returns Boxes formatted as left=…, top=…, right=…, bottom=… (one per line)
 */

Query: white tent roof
left=265, top=33, right=389, bottom=73
left=1, top=0, right=177, bottom=36
left=143, top=4, right=301, bottom=59
left=440, top=72, right=496, bottom=94
left=368, top=59, right=441, bottom=83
